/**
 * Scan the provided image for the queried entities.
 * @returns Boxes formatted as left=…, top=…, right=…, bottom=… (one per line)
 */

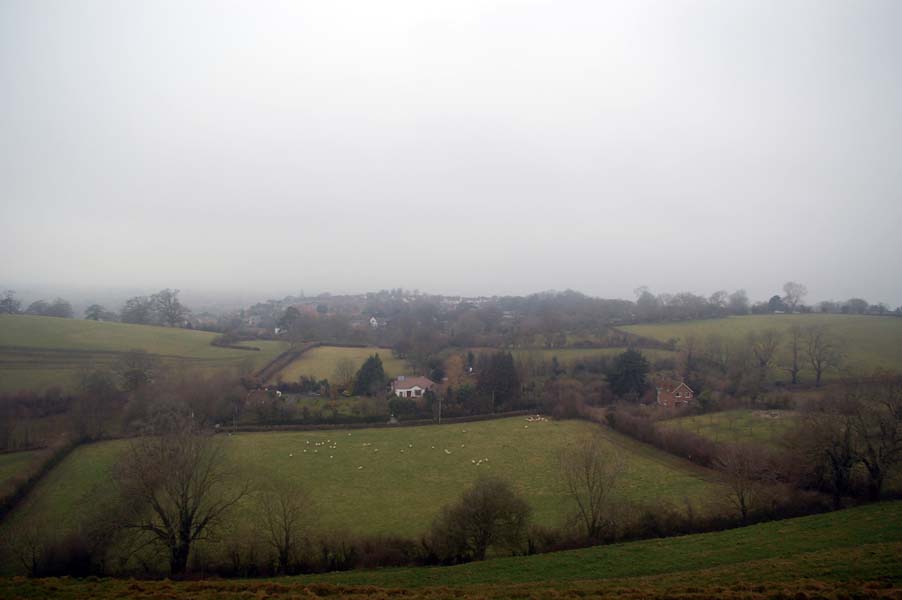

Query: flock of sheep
left=286, top=417, right=546, bottom=470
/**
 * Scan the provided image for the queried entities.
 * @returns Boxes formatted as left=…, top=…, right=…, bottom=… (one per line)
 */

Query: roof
left=655, top=380, right=693, bottom=394
left=391, top=376, right=436, bottom=390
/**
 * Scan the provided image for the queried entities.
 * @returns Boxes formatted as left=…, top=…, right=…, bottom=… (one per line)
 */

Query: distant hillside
left=622, top=314, right=902, bottom=377
left=0, top=314, right=290, bottom=392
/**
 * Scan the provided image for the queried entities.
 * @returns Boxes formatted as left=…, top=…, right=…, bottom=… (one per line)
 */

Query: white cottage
left=391, top=375, right=435, bottom=398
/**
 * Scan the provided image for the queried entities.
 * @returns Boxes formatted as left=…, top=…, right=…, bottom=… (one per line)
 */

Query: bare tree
left=715, top=443, right=770, bottom=523
left=749, top=329, right=781, bottom=383
left=259, top=483, right=315, bottom=574
left=150, top=289, right=189, bottom=327
left=0, top=290, right=21, bottom=314
left=782, top=282, right=808, bottom=313
left=849, top=375, right=902, bottom=500
left=782, top=324, right=804, bottom=384
left=804, top=325, right=842, bottom=387
left=790, top=396, right=858, bottom=509
left=561, top=435, right=623, bottom=541
left=332, top=357, right=357, bottom=390
left=115, top=414, right=247, bottom=575
left=430, top=476, right=531, bottom=561
left=703, top=334, right=732, bottom=374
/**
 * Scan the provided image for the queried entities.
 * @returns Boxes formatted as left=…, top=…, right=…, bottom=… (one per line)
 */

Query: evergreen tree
left=352, top=354, right=387, bottom=396
left=608, top=349, right=650, bottom=399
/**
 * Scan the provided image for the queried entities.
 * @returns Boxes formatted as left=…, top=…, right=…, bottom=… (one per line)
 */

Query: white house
left=391, top=375, right=435, bottom=398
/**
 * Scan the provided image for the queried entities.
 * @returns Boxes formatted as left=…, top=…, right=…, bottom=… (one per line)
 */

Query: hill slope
left=1, top=418, right=725, bottom=572
left=3, top=501, right=900, bottom=598
left=622, top=314, right=902, bottom=377
left=0, top=314, right=289, bottom=392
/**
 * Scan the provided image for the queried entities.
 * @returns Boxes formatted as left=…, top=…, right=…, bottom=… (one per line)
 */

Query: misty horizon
left=3, top=1, right=901, bottom=306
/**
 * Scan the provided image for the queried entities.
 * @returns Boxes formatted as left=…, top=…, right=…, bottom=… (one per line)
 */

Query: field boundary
left=221, top=410, right=538, bottom=433
left=0, top=438, right=82, bottom=524
left=253, top=342, right=321, bottom=382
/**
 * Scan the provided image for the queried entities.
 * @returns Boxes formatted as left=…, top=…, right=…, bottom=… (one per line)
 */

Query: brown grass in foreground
left=1, top=577, right=900, bottom=600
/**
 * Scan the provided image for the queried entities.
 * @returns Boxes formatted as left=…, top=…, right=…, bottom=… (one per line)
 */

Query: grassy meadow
left=659, top=409, right=799, bottom=447
left=1, top=418, right=725, bottom=573
left=270, top=345, right=410, bottom=384
left=622, top=314, right=902, bottom=377
left=4, top=501, right=900, bottom=598
left=0, top=448, right=49, bottom=498
left=0, top=315, right=290, bottom=392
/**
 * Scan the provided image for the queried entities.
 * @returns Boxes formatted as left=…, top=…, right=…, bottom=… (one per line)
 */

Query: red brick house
left=655, top=380, right=694, bottom=408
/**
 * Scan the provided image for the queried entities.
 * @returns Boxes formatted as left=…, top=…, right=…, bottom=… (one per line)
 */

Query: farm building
left=656, top=379, right=694, bottom=408
left=391, top=375, right=435, bottom=398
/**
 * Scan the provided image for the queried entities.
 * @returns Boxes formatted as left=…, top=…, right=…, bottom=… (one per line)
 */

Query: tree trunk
left=170, top=542, right=190, bottom=576
left=866, top=467, right=884, bottom=502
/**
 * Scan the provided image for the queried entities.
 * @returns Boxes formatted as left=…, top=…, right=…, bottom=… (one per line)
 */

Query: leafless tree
left=703, top=334, right=732, bottom=374
left=560, top=435, right=623, bottom=541
left=715, top=443, right=771, bottom=523
left=259, top=483, right=315, bottom=574
left=804, top=325, right=842, bottom=386
left=332, top=357, right=357, bottom=390
left=782, top=324, right=804, bottom=384
left=848, top=375, right=902, bottom=500
left=430, top=476, right=531, bottom=561
left=790, top=396, right=858, bottom=508
left=151, top=289, right=189, bottom=327
left=115, top=414, right=247, bottom=575
left=749, top=329, right=782, bottom=383
left=782, top=281, right=808, bottom=313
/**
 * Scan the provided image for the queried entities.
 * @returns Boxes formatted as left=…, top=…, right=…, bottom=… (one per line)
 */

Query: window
left=675, top=392, right=681, bottom=398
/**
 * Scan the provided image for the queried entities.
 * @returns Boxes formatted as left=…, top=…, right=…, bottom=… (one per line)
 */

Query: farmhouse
left=391, top=375, right=435, bottom=398
left=656, top=379, right=694, bottom=408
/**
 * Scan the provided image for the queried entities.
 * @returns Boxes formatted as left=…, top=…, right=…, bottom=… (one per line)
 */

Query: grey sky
left=2, top=0, right=901, bottom=305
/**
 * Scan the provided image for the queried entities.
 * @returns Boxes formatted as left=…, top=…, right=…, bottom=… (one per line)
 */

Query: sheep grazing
left=289, top=453, right=293, bottom=457
left=357, top=466, right=363, bottom=470
left=461, top=444, right=465, bottom=448
left=330, top=455, right=333, bottom=459
left=408, top=444, right=413, bottom=448
left=444, top=449, right=452, bottom=455
left=471, top=459, right=476, bottom=464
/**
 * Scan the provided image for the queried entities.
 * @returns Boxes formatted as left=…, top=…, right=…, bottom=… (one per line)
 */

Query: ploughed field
left=269, top=345, right=410, bottom=384
left=0, top=315, right=290, bottom=392
left=621, top=314, right=902, bottom=378
left=4, top=501, right=900, bottom=598
left=658, top=409, right=799, bottom=447
left=1, top=418, right=725, bottom=573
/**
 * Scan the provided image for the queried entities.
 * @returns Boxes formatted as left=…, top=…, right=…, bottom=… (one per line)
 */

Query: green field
left=4, top=501, right=900, bottom=598
left=270, top=345, right=411, bottom=384
left=508, top=347, right=675, bottom=364
left=659, top=409, right=799, bottom=446
left=0, top=449, right=48, bottom=498
left=623, top=314, right=902, bottom=377
left=1, top=418, right=725, bottom=573
left=0, top=315, right=290, bottom=392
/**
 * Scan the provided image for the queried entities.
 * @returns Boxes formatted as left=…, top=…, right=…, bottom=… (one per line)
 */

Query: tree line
left=0, top=289, right=191, bottom=327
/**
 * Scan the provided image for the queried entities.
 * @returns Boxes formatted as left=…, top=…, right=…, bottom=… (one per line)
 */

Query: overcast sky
left=2, top=0, right=901, bottom=305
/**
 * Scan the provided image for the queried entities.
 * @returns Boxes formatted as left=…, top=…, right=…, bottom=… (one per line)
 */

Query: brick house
left=655, top=380, right=694, bottom=408
left=391, top=375, right=435, bottom=398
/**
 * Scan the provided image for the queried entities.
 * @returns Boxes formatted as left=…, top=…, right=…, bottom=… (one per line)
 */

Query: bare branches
left=115, top=415, right=247, bottom=575
left=560, top=434, right=623, bottom=541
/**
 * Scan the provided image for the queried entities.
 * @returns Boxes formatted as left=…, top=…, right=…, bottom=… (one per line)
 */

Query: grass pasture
left=1, top=418, right=725, bottom=573
left=0, top=448, right=49, bottom=498
left=0, top=315, right=290, bottom=392
left=4, top=501, right=900, bottom=598
left=270, top=345, right=410, bottom=384
left=622, top=314, right=902, bottom=378
left=659, top=409, right=799, bottom=447
left=508, top=346, right=676, bottom=365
